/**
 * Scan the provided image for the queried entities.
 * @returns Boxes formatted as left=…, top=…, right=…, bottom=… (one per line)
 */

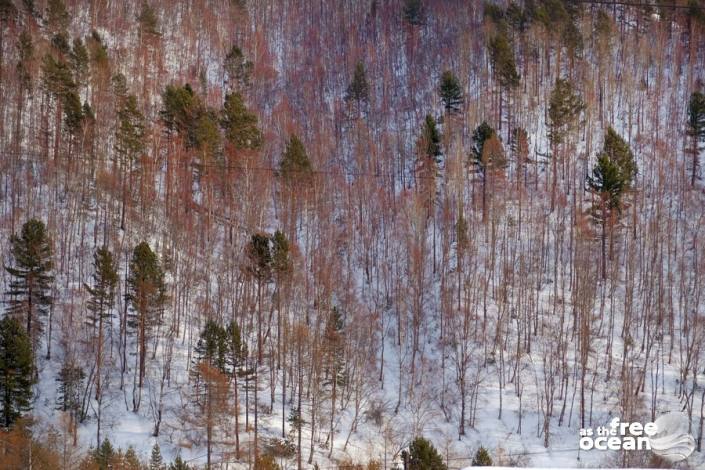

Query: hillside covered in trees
left=1, top=0, right=705, bottom=468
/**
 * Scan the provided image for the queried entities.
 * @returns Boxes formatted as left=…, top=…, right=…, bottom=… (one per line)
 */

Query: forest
left=1, top=0, right=705, bottom=469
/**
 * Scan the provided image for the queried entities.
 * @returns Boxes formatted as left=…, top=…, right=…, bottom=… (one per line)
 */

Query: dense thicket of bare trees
left=1, top=0, right=705, bottom=468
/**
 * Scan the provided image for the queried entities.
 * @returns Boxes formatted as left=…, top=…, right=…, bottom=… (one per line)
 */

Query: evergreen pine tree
left=600, top=127, right=636, bottom=188
left=407, top=437, right=447, bottom=470
left=193, top=321, right=228, bottom=374
left=115, top=94, right=146, bottom=229
left=246, top=233, right=273, bottom=282
left=403, top=0, right=424, bottom=26
left=546, top=78, right=584, bottom=209
left=418, top=114, right=442, bottom=160
left=124, top=446, right=142, bottom=469
left=221, top=92, right=262, bottom=150
left=4, top=218, right=54, bottom=345
left=471, top=446, right=493, bottom=466
left=40, top=3, right=81, bottom=144
left=160, top=83, right=197, bottom=136
left=487, top=30, right=520, bottom=90
left=271, top=230, right=292, bottom=277
left=438, top=70, right=463, bottom=113
left=0, top=317, right=33, bottom=427
left=116, top=95, right=146, bottom=160
left=62, top=89, right=85, bottom=137
left=483, top=1, right=506, bottom=27
left=55, top=358, right=85, bottom=415
left=288, top=407, right=304, bottom=431
left=87, top=30, right=109, bottom=69
left=416, top=115, right=442, bottom=215
left=687, top=0, right=705, bottom=25
left=562, top=17, right=584, bottom=66
left=505, top=2, right=529, bottom=32
left=547, top=78, right=584, bottom=149
left=160, top=83, right=213, bottom=152
left=85, top=247, right=118, bottom=333
left=324, top=307, right=347, bottom=388
left=345, top=61, right=370, bottom=116
left=44, top=0, right=69, bottom=38
left=126, top=242, right=167, bottom=396
left=16, top=30, right=34, bottom=96
left=55, top=357, right=85, bottom=442
left=280, top=135, right=313, bottom=183
left=471, top=122, right=505, bottom=221
left=587, top=154, right=626, bottom=280
left=85, top=247, right=117, bottom=403
left=687, top=91, right=705, bottom=186
left=226, top=320, right=246, bottom=373
left=224, top=45, right=253, bottom=92
left=150, top=442, right=164, bottom=470
left=588, top=155, right=626, bottom=212
left=93, top=438, right=115, bottom=469
left=246, top=233, right=273, bottom=363
left=193, top=108, right=222, bottom=166
left=137, top=2, right=160, bottom=37
left=471, top=121, right=496, bottom=162
left=169, top=454, right=191, bottom=470
left=70, top=37, right=89, bottom=88
left=41, top=53, right=75, bottom=102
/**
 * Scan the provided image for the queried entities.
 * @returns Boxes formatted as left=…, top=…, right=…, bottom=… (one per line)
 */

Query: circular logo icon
left=649, top=412, right=695, bottom=462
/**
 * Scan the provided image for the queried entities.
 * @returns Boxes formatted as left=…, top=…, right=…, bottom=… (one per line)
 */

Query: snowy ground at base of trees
left=26, top=312, right=705, bottom=470
left=21, top=186, right=705, bottom=470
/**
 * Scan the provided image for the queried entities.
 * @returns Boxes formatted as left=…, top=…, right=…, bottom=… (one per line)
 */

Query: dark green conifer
left=587, top=129, right=636, bottom=280
left=126, top=242, right=167, bottom=393
left=149, top=442, right=164, bottom=470
left=345, top=61, right=370, bottom=116
left=137, top=2, right=160, bottom=37
left=115, top=94, right=146, bottom=229
left=0, top=317, right=33, bottom=427
left=169, top=454, right=191, bottom=470
left=55, top=358, right=85, bottom=420
left=471, top=446, right=493, bottom=466
left=194, top=321, right=228, bottom=373
left=407, top=437, right=447, bottom=470
left=487, top=31, right=520, bottom=89
left=419, top=114, right=442, bottom=160
left=221, top=92, right=262, bottom=150
left=279, top=135, right=313, bottom=183
left=70, top=37, right=89, bottom=87
left=16, top=30, right=33, bottom=94
left=471, top=121, right=496, bottom=163
left=547, top=78, right=584, bottom=148
left=224, top=45, right=253, bottom=91
left=438, top=70, right=463, bottom=113
left=45, top=0, right=69, bottom=37
left=687, top=91, right=705, bottom=186
left=94, top=438, right=116, bottom=469
left=403, top=0, right=424, bottom=26
left=4, top=219, right=54, bottom=344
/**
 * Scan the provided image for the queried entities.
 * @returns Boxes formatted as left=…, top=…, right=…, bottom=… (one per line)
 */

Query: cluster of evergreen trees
left=79, top=438, right=192, bottom=469
left=399, top=437, right=493, bottom=469
left=0, top=217, right=169, bottom=435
